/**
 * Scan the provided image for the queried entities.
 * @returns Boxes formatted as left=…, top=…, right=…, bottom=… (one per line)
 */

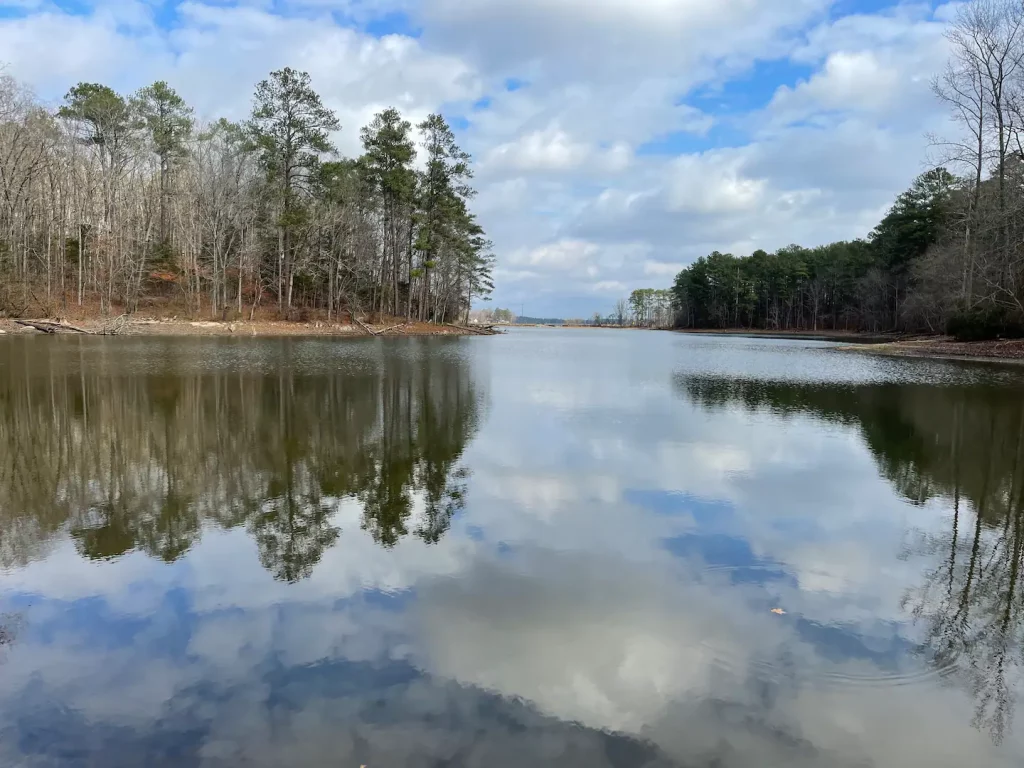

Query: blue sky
left=0, top=0, right=953, bottom=316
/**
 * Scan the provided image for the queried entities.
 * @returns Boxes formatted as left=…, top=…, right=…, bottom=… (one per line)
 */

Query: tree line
left=580, top=290, right=673, bottom=328
left=0, top=68, right=494, bottom=323
left=469, top=307, right=516, bottom=324
left=670, top=0, right=1024, bottom=339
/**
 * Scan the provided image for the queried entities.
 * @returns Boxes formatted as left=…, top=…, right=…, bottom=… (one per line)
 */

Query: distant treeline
left=516, top=316, right=565, bottom=325
left=0, top=68, right=494, bottom=323
left=669, top=0, right=1024, bottom=340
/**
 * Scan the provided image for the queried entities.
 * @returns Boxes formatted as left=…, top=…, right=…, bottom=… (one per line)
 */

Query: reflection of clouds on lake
left=454, top=337, right=1024, bottom=758
left=0, top=540, right=184, bottom=614
left=3, top=333, right=1024, bottom=764
left=484, top=472, right=620, bottom=515
left=0, top=567, right=681, bottom=766
left=467, top=347, right=928, bottom=631
left=412, top=548, right=769, bottom=732
left=411, top=546, right=1021, bottom=767
left=2, top=499, right=1022, bottom=766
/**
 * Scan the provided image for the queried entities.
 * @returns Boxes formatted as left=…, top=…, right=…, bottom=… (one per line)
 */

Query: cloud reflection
left=2, top=334, right=1024, bottom=766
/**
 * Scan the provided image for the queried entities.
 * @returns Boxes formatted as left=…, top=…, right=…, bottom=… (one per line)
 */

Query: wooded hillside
left=0, top=68, right=494, bottom=323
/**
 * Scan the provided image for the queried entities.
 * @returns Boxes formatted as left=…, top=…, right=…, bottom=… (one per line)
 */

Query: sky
left=0, top=0, right=956, bottom=317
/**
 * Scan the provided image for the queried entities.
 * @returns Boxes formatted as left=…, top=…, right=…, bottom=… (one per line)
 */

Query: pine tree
left=360, top=107, right=416, bottom=317
left=132, top=81, right=194, bottom=246
left=248, top=68, right=340, bottom=310
left=416, top=113, right=473, bottom=321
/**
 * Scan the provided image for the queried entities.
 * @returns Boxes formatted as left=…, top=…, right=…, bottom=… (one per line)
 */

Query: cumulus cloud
left=484, top=127, right=593, bottom=172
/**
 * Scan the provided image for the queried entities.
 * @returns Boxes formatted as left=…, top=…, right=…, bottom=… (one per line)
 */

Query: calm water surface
left=2, top=328, right=1024, bottom=767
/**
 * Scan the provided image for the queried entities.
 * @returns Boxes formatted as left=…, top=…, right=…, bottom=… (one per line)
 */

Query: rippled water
left=1, top=328, right=1024, bottom=767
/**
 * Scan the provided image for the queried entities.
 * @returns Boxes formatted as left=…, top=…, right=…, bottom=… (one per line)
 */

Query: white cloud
left=484, top=127, right=593, bottom=172
left=666, top=151, right=768, bottom=213
left=506, top=239, right=597, bottom=270
left=770, top=50, right=902, bottom=118
left=588, top=279, right=629, bottom=293
left=644, top=260, right=685, bottom=276
left=418, top=0, right=829, bottom=83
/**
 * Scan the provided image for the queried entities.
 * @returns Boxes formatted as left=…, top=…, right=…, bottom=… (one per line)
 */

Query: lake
left=1, top=328, right=1023, bottom=767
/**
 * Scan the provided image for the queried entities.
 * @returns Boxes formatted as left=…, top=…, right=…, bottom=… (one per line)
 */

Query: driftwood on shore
left=356, top=319, right=454, bottom=336
left=16, top=319, right=94, bottom=334
left=445, top=322, right=501, bottom=336
left=7, top=316, right=500, bottom=338
left=353, top=317, right=378, bottom=336
left=15, top=316, right=130, bottom=336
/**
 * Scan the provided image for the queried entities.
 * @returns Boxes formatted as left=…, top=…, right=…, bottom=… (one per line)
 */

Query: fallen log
left=445, top=322, right=499, bottom=336
left=379, top=322, right=408, bottom=335
left=15, top=319, right=94, bottom=335
left=353, top=317, right=378, bottom=336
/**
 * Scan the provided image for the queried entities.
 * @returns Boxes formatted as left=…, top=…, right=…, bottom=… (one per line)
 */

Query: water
left=1, top=328, right=1023, bottom=767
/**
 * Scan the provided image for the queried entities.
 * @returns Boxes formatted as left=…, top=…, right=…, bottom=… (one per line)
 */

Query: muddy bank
left=0, top=317, right=495, bottom=338
left=671, top=328, right=1024, bottom=363
left=674, top=328, right=898, bottom=344
left=837, top=336, right=1024, bottom=364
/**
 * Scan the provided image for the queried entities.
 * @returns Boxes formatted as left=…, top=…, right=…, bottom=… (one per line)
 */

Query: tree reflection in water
left=0, top=339, right=482, bottom=583
left=678, top=374, right=1024, bottom=743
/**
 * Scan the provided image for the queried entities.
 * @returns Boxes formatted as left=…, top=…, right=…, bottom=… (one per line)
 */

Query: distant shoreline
left=672, top=327, right=1024, bottom=362
left=513, top=326, right=897, bottom=343
left=514, top=324, right=653, bottom=330
left=672, top=328, right=896, bottom=344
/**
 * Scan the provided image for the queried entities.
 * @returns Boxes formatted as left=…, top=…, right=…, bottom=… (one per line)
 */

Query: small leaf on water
left=770, top=608, right=786, bottom=615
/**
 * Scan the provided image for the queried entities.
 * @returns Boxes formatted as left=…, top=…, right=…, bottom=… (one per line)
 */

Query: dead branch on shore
left=353, top=317, right=378, bottom=336
left=15, top=315, right=131, bottom=336
left=99, top=314, right=130, bottom=335
left=16, top=319, right=94, bottom=334
left=445, top=322, right=500, bottom=336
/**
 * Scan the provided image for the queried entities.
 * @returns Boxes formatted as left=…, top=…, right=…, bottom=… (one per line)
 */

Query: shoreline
left=835, top=338, right=1024, bottom=365
left=672, top=328, right=898, bottom=344
left=0, top=317, right=495, bottom=338
left=5, top=318, right=1021, bottom=363
left=674, top=327, right=1024, bottom=363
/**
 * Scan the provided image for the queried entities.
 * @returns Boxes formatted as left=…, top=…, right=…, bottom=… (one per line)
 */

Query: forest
left=670, top=0, right=1024, bottom=339
left=0, top=68, right=494, bottom=323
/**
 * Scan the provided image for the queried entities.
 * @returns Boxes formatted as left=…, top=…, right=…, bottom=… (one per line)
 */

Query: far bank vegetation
left=666, top=0, right=1024, bottom=341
